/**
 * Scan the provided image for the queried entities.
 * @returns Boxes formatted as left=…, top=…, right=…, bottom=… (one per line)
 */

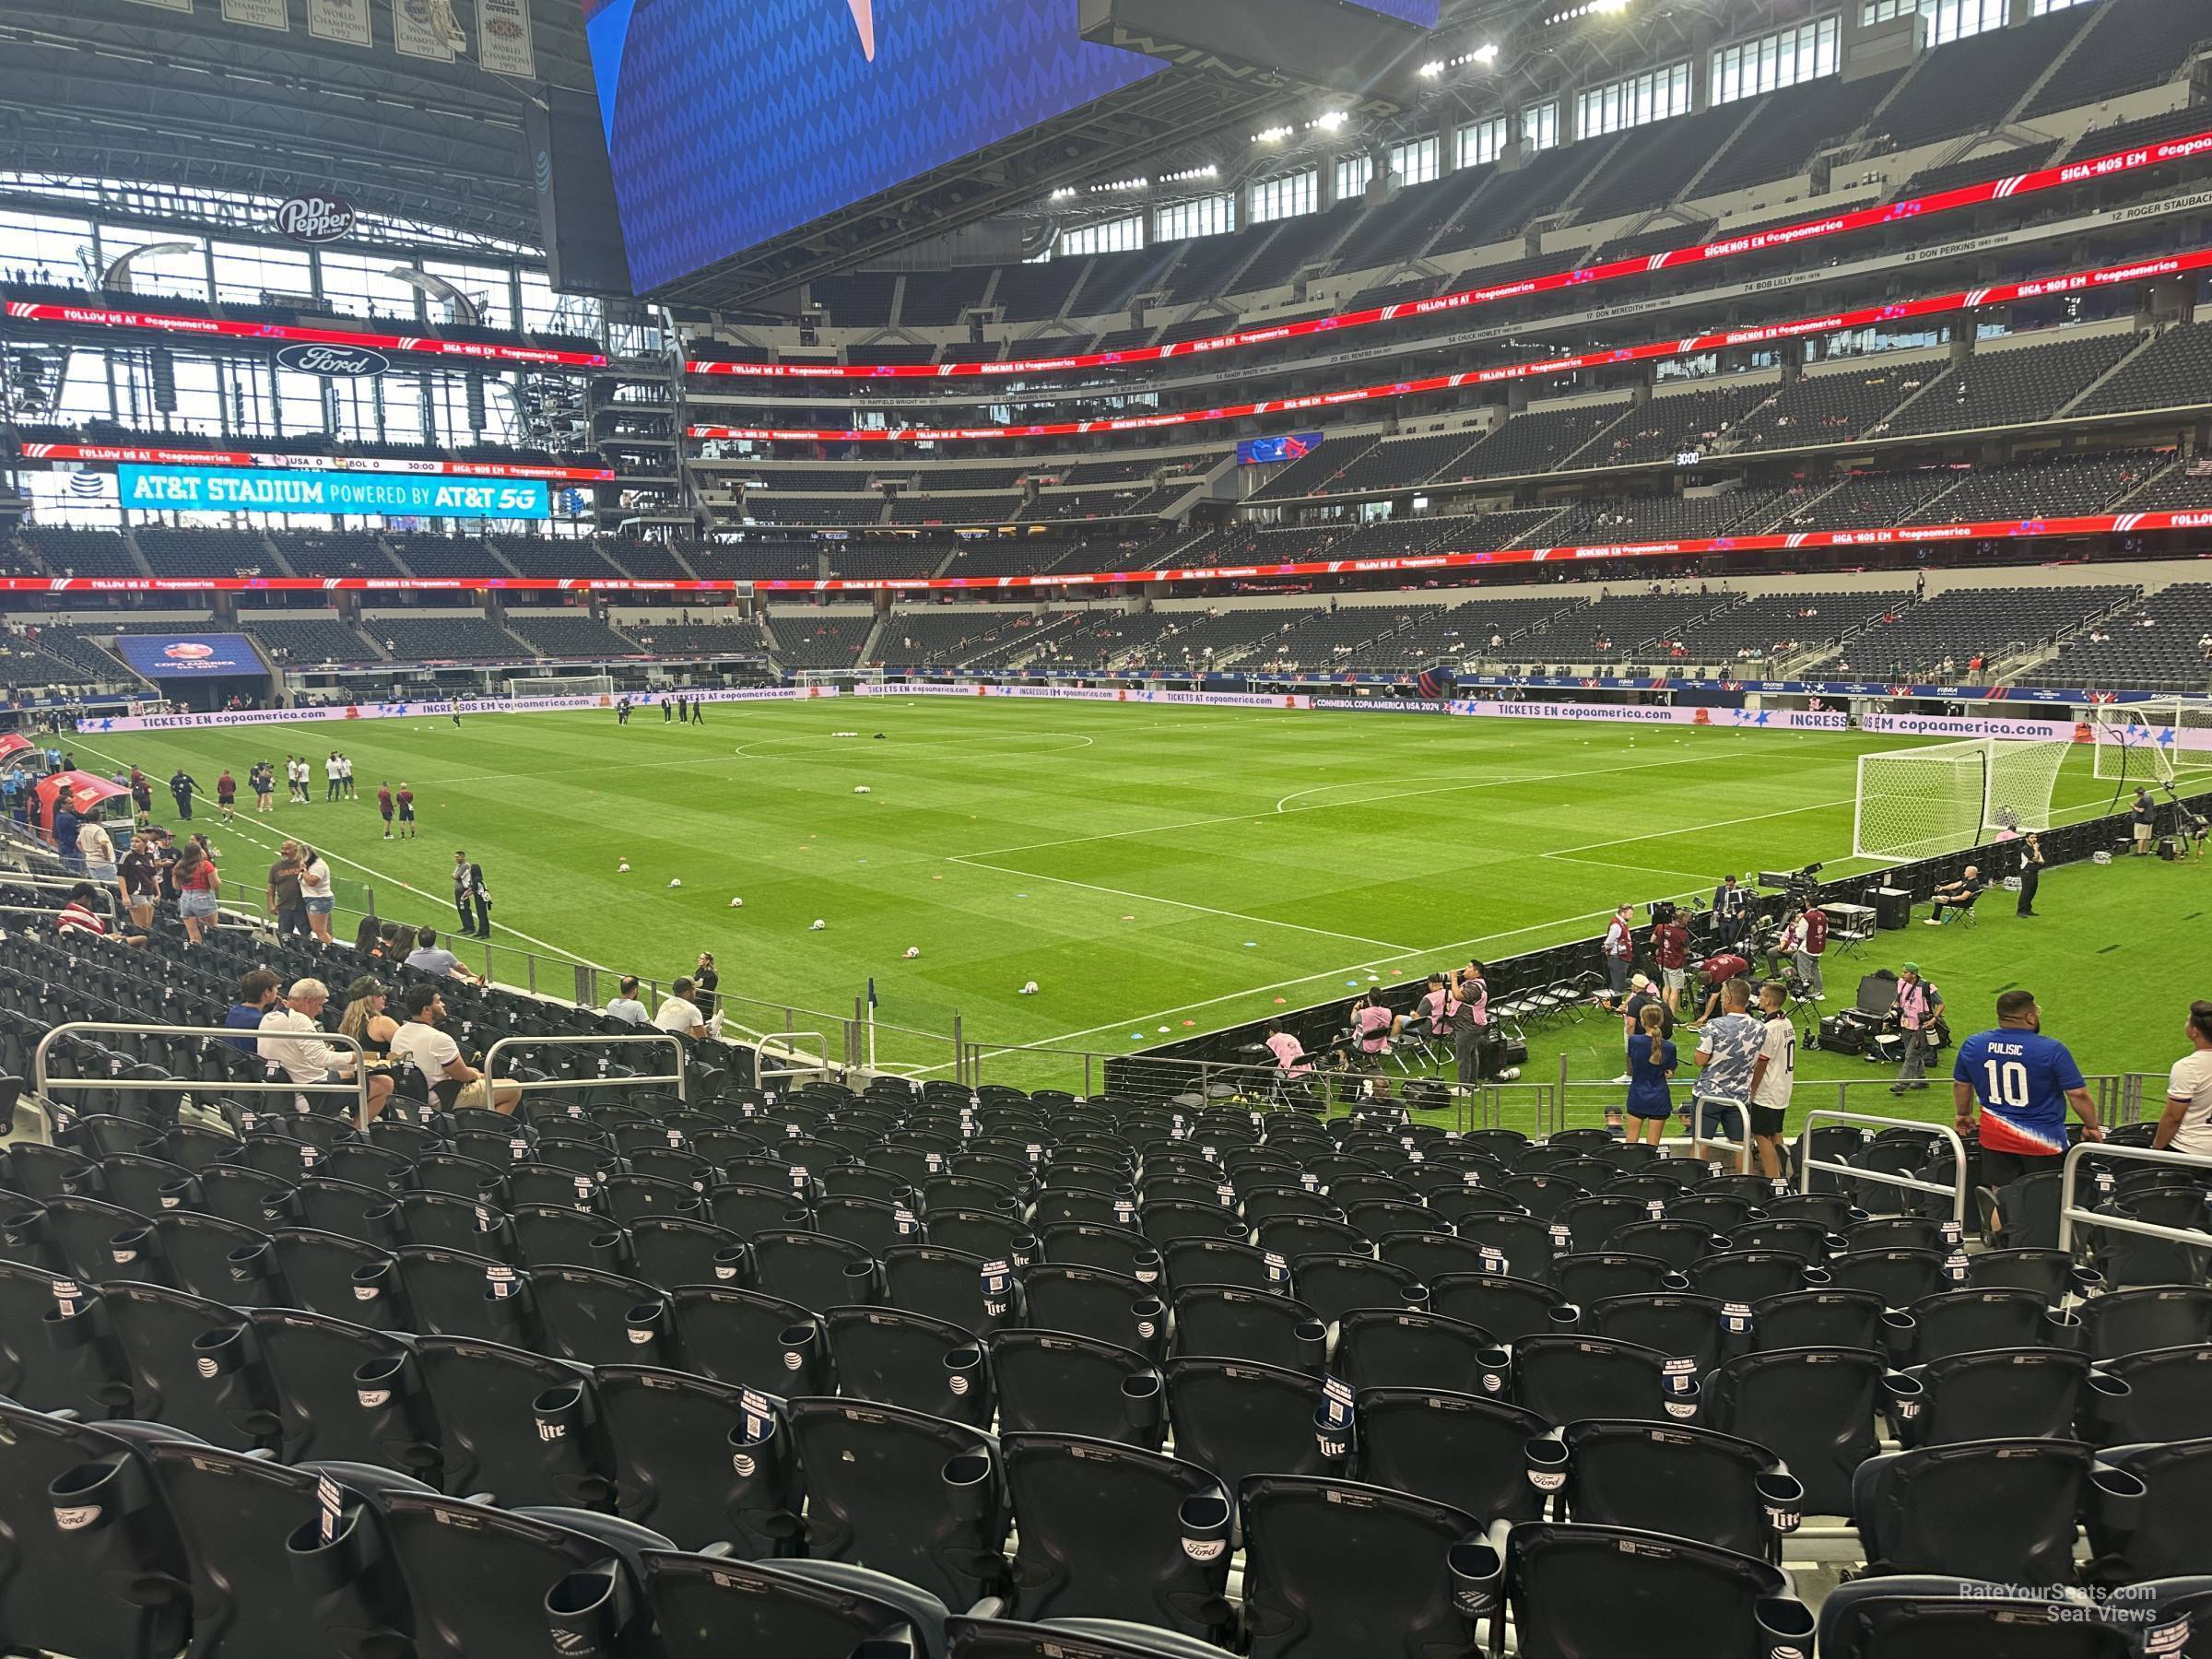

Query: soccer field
left=67, top=699, right=2182, bottom=1100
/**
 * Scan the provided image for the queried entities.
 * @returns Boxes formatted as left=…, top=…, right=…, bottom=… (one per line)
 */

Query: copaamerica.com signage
left=117, top=464, right=549, bottom=520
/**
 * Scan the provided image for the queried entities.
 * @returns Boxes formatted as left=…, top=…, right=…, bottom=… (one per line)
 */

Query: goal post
left=1853, top=735, right=2073, bottom=862
left=1853, top=740, right=1989, bottom=863
left=505, top=674, right=615, bottom=700
left=2094, top=699, right=2212, bottom=785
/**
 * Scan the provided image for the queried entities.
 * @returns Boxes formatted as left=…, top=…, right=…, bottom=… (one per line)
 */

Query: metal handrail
left=3, top=873, right=122, bottom=920
left=757, top=1031, right=832, bottom=1090
left=2058, top=1140, right=2212, bottom=1255
left=480, top=1032, right=688, bottom=1108
left=30, top=1019, right=371, bottom=1138
left=1795, top=1109, right=1969, bottom=1226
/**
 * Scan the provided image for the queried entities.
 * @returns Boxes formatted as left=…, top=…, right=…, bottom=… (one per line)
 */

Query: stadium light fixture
left=1419, top=59, right=1443, bottom=76
left=1253, top=124, right=1294, bottom=143
left=1313, top=110, right=1348, bottom=130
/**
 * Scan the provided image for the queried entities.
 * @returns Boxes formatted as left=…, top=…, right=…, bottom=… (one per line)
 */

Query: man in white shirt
left=389, top=982, right=519, bottom=1113
left=75, top=815, right=117, bottom=883
left=2153, top=999, right=2212, bottom=1158
left=653, top=977, right=707, bottom=1041
left=1745, top=981, right=1795, bottom=1179
left=606, top=976, right=650, bottom=1026
left=257, top=978, right=393, bottom=1120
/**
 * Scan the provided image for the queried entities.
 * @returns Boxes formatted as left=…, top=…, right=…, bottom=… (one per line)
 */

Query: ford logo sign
left=273, top=194, right=356, bottom=243
left=276, top=342, right=390, bottom=378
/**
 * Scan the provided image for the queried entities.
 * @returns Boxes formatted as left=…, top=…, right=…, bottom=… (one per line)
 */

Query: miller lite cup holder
left=2070, top=1265, right=2108, bottom=1300
left=1312, top=1401, right=1353, bottom=1464
left=980, top=1258, right=1015, bottom=1322
left=1010, top=1234, right=1039, bottom=1270
left=1756, top=1471, right=1805, bottom=1535
left=1881, top=1371, right=1924, bottom=1439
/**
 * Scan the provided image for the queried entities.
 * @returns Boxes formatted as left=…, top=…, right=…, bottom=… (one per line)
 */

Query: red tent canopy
left=33, top=771, right=131, bottom=827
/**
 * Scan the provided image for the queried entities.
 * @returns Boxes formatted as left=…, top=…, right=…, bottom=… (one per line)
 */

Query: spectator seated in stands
left=53, top=880, right=145, bottom=947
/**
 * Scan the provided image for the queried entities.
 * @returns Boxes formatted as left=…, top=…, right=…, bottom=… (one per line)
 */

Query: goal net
left=506, top=674, right=615, bottom=700
left=1853, top=736, right=2072, bottom=862
left=2093, top=700, right=2212, bottom=785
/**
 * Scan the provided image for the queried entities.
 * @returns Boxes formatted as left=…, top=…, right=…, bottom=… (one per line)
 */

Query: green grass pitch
left=72, top=699, right=2200, bottom=1125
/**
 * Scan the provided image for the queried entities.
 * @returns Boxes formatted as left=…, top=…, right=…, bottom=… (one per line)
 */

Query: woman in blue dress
left=1625, top=1002, right=1677, bottom=1146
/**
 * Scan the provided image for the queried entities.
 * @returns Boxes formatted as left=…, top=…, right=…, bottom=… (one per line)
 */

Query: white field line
left=952, top=788, right=1870, bottom=1067
left=969, top=748, right=1724, bottom=861
left=944, top=855, right=1424, bottom=955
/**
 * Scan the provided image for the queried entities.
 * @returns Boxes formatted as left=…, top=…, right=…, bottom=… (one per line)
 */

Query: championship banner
left=391, top=0, right=454, bottom=60
left=307, top=0, right=372, bottom=43
left=474, top=0, right=535, bottom=77
left=123, top=0, right=193, bottom=13
left=221, top=0, right=290, bottom=29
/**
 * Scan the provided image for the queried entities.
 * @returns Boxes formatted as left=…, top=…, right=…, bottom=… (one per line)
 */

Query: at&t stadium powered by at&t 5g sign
left=117, top=465, right=551, bottom=521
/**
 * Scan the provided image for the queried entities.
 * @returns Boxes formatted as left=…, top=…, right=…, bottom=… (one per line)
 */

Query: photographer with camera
left=1888, top=963, right=1945, bottom=1094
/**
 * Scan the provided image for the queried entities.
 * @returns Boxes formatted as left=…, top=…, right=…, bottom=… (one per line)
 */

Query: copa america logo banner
left=79, top=685, right=838, bottom=734
left=276, top=342, right=389, bottom=378
left=271, top=194, right=357, bottom=243
left=853, top=684, right=1311, bottom=710
left=110, top=633, right=265, bottom=679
